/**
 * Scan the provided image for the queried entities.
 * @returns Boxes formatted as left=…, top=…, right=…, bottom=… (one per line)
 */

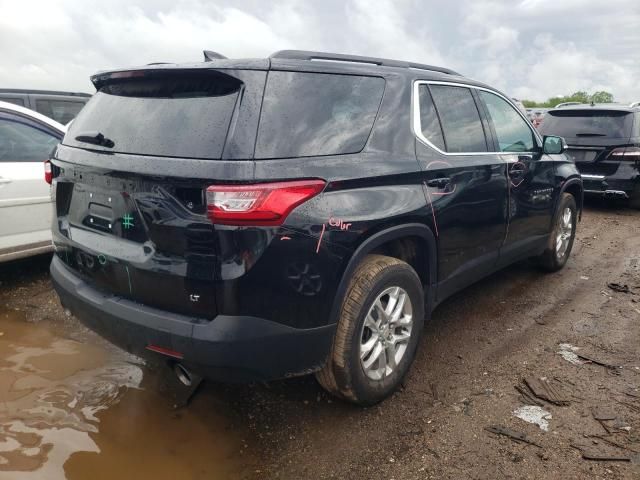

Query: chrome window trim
left=565, top=145, right=604, bottom=151
left=412, top=80, right=542, bottom=157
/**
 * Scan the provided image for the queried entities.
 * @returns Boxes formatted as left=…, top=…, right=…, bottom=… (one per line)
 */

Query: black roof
left=0, top=88, right=91, bottom=97
left=269, top=50, right=461, bottom=76
left=93, top=49, right=473, bottom=88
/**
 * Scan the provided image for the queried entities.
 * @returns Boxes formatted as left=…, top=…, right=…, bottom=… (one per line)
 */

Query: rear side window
left=539, top=110, right=633, bottom=139
left=479, top=91, right=536, bottom=152
left=417, top=85, right=445, bottom=151
left=429, top=85, right=488, bottom=153
left=36, top=99, right=85, bottom=124
left=65, top=71, right=242, bottom=159
left=0, top=117, right=60, bottom=162
left=255, top=72, right=384, bottom=158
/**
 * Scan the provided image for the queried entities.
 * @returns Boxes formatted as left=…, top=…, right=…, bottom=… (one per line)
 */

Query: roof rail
left=203, top=50, right=227, bottom=61
left=270, top=50, right=461, bottom=76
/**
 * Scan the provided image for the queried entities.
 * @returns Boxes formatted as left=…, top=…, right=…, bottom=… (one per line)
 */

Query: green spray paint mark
left=122, top=214, right=134, bottom=229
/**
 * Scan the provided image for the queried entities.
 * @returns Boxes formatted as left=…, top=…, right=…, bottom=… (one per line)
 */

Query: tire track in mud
left=411, top=208, right=615, bottom=377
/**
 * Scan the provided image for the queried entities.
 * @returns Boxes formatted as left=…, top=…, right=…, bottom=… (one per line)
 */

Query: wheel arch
left=328, top=224, right=437, bottom=325
left=559, top=177, right=584, bottom=220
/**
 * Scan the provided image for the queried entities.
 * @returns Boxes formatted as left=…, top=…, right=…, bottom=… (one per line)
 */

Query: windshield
left=64, top=70, right=242, bottom=159
left=539, top=110, right=633, bottom=139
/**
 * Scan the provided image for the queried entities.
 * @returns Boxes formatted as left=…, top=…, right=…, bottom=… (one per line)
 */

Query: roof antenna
left=203, top=50, right=227, bottom=62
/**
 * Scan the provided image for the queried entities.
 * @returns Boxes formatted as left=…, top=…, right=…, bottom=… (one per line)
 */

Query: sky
left=0, top=0, right=638, bottom=102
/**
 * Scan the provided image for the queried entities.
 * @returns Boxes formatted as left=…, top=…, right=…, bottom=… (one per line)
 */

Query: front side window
left=429, top=85, right=488, bottom=153
left=0, top=117, right=59, bottom=162
left=479, top=91, right=535, bottom=152
left=255, top=71, right=385, bottom=158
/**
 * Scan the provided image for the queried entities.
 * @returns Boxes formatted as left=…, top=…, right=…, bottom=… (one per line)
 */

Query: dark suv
left=49, top=50, right=582, bottom=405
left=539, top=104, right=640, bottom=208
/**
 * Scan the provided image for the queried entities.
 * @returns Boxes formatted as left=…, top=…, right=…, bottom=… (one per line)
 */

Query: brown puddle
left=0, top=308, right=246, bottom=480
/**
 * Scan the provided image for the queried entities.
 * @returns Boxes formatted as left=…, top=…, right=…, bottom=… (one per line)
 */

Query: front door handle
left=508, top=161, right=528, bottom=178
left=426, top=177, right=451, bottom=188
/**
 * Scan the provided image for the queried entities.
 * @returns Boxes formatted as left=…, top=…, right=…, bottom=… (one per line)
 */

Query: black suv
left=49, top=50, right=582, bottom=405
left=539, top=104, right=640, bottom=208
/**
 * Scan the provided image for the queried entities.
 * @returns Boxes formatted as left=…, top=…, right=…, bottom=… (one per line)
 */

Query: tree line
left=522, top=91, right=614, bottom=108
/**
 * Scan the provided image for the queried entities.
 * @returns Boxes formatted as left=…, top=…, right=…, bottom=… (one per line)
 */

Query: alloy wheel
left=556, top=207, right=573, bottom=260
left=359, top=286, right=413, bottom=381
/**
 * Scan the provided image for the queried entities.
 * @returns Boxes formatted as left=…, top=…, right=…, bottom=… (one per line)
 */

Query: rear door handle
left=426, top=177, right=451, bottom=188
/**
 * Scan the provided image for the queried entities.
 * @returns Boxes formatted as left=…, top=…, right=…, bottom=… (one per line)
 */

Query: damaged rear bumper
left=50, top=255, right=335, bottom=382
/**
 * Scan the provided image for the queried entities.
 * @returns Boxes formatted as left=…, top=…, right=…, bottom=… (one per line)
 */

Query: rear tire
left=537, top=193, right=577, bottom=272
left=316, top=254, right=424, bottom=405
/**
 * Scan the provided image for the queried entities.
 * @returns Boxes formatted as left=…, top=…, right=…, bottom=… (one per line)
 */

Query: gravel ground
left=1, top=201, right=639, bottom=480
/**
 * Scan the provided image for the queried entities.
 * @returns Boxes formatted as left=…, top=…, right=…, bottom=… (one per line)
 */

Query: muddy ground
left=1, top=201, right=639, bottom=480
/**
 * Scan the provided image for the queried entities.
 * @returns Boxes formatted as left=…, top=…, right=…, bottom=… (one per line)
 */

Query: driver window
left=0, top=118, right=59, bottom=162
left=479, top=91, right=536, bottom=153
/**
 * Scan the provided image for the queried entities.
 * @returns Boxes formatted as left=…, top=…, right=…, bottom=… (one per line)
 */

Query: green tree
left=521, top=90, right=614, bottom=108
left=591, top=91, right=614, bottom=103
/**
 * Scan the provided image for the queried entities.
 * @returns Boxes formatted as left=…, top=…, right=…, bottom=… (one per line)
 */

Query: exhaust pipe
left=173, top=363, right=193, bottom=387
left=604, top=190, right=629, bottom=199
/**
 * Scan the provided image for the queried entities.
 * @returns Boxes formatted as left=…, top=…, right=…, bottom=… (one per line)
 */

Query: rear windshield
left=539, top=110, right=633, bottom=139
left=64, top=70, right=241, bottom=159
left=255, top=71, right=384, bottom=158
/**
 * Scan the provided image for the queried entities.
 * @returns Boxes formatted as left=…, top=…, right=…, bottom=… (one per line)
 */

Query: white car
left=0, top=100, right=66, bottom=262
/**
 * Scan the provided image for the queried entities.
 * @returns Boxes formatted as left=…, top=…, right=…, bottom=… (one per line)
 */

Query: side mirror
left=542, top=135, right=567, bottom=155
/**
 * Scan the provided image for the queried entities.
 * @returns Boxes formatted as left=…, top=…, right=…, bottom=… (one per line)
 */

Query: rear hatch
left=539, top=109, right=634, bottom=176
left=52, top=66, right=266, bottom=319
left=52, top=63, right=385, bottom=321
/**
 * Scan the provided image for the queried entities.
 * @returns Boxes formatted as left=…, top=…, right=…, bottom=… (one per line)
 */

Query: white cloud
left=459, top=0, right=640, bottom=101
left=512, top=34, right=635, bottom=101
left=0, top=0, right=637, bottom=102
left=345, top=0, right=444, bottom=65
left=0, top=0, right=293, bottom=92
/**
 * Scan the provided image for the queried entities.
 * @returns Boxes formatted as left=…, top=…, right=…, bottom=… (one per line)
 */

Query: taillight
left=44, top=160, right=52, bottom=184
left=608, top=147, right=640, bottom=161
left=206, top=179, right=325, bottom=226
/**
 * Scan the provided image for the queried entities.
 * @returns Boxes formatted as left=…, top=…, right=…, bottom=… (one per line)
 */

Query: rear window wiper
left=575, top=132, right=607, bottom=137
left=74, top=131, right=115, bottom=148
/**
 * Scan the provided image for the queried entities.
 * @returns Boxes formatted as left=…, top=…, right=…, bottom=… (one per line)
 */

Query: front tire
left=316, top=254, right=424, bottom=405
left=537, top=193, right=577, bottom=272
